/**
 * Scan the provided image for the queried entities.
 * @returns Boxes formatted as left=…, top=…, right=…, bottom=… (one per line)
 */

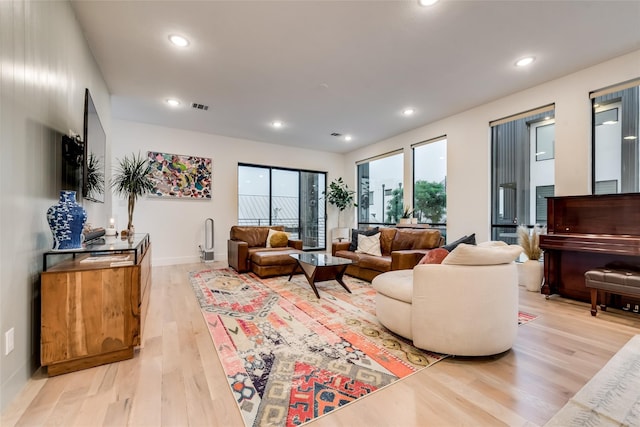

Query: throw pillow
left=349, top=227, right=379, bottom=251
left=418, top=247, right=450, bottom=264
left=266, top=229, right=289, bottom=248
left=442, top=243, right=523, bottom=266
left=443, top=233, right=476, bottom=252
left=355, top=233, right=382, bottom=256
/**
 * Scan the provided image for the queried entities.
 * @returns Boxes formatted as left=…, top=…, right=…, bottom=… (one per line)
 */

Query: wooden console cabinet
left=41, top=234, right=151, bottom=376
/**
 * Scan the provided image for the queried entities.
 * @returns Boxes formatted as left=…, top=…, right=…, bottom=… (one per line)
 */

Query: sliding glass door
left=238, top=164, right=326, bottom=250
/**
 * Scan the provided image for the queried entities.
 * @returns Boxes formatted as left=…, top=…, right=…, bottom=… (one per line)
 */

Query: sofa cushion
left=379, top=228, right=397, bottom=255
left=443, top=233, right=476, bottom=252
left=349, top=227, right=379, bottom=251
left=418, top=247, right=449, bottom=264
left=334, top=250, right=360, bottom=263
left=391, top=228, right=441, bottom=251
left=371, top=269, right=413, bottom=303
left=231, top=226, right=284, bottom=247
left=251, top=249, right=300, bottom=266
left=266, top=229, right=289, bottom=248
left=442, top=243, right=522, bottom=266
left=356, top=233, right=382, bottom=256
left=358, top=254, right=392, bottom=272
left=411, top=229, right=443, bottom=249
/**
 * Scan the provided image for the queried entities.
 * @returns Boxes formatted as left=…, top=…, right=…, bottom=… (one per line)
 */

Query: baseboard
left=1, top=360, right=34, bottom=412
left=152, top=255, right=227, bottom=266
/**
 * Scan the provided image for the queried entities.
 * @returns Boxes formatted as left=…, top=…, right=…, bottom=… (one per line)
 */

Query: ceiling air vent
left=330, top=132, right=342, bottom=137
left=191, top=103, right=209, bottom=111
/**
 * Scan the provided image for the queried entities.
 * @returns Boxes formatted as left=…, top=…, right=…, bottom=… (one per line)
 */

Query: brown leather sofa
left=228, top=226, right=303, bottom=278
left=332, top=227, right=444, bottom=282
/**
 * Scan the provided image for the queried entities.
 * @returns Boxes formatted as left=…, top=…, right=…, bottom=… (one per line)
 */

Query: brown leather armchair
left=228, top=226, right=303, bottom=278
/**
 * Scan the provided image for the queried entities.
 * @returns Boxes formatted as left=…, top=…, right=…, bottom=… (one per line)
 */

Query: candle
left=105, top=217, right=116, bottom=236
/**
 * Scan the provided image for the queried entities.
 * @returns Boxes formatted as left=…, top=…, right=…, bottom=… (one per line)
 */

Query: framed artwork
left=147, top=151, right=212, bottom=199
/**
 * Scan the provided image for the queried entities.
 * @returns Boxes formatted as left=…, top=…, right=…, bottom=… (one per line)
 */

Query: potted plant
left=324, top=177, right=357, bottom=240
left=399, top=206, right=414, bottom=224
left=111, top=152, right=155, bottom=235
left=517, top=225, right=544, bottom=292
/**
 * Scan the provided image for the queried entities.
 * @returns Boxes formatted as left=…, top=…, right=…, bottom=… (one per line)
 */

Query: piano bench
left=585, top=268, right=640, bottom=316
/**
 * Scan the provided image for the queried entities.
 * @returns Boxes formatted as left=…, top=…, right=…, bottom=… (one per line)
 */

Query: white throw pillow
left=356, top=232, right=382, bottom=256
left=442, top=243, right=522, bottom=265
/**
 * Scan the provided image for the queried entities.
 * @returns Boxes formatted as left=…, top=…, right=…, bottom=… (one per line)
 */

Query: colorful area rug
left=518, top=311, right=538, bottom=325
left=544, top=334, right=640, bottom=426
left=189, top=269, right=447, bottom=427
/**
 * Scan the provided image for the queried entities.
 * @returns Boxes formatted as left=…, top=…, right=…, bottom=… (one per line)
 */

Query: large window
left=238, top=164, right=326, bottom=250
left=412, top=137, right=447, bottom=236
left=591, top=79, right=640, bottom=194
left=490, top=105, right=556, bottom=243
left=357, top=151, right=403, bottom=227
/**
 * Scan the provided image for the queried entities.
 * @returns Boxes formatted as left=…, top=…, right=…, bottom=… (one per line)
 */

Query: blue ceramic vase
left=46, top=191, right=87, bottom=250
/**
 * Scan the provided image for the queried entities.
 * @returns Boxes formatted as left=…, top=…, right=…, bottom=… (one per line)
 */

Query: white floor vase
left=518, top=259, right=543, bottom=292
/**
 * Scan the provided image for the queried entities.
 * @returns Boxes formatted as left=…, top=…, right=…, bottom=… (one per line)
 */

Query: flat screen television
left=83, top=88, right=106, bottom=203
left=60, top=133, right=84, bottom=196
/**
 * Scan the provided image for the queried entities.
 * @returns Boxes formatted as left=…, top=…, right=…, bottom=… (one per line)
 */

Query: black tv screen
left=61, top=134, right=84, bottom=195
left=83, top=88, right=106, bottom=203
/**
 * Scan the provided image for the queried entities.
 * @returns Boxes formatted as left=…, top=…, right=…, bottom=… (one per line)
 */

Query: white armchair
left=372, top=242, right=521, bottom=356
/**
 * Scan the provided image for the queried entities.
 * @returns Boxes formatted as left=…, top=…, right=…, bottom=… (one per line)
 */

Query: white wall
left=0, top=0, right=111, bottom=410
left=110, top=120, right=345, bottom=266
left=343, top=50, right=640, bottom=243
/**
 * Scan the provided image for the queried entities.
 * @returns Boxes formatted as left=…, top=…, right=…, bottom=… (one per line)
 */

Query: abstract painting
left=147, top=151, right=212, bottom=199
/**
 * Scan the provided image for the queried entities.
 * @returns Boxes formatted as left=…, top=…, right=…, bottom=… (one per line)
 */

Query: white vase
left=399, top=218, right=411, bottom=224
left=518, top=260, right=543, bottom=292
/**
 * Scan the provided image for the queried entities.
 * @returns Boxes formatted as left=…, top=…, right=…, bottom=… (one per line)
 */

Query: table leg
left=335, top=266, right=352, bottom=294
left=305, top=267, right=321, bottom=298
left=296, top=261, right=321, bottom=298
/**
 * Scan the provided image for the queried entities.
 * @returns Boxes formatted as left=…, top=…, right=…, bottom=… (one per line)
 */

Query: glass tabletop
left=290, top=252, right=352, bottom=267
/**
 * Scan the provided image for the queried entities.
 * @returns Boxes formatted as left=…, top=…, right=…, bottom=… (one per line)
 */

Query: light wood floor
left=3, top=261, right=640, bottom=427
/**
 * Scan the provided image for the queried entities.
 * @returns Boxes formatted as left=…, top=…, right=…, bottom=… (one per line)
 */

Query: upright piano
left=540, top=193, right=640, bottom=303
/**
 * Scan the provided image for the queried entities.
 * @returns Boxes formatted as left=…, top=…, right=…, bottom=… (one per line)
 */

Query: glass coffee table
left=288, top=253, right=353, bottom=298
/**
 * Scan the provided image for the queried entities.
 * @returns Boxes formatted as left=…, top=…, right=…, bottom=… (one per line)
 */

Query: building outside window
left=238, top=164, right=326, bottom=250
left=412, top=137, right=447, bottom=238
left=591, top=79, right=640, bottom=194
left=490, top=105, right=556, bottom=243
left=357, top=151, right=403, bottom=227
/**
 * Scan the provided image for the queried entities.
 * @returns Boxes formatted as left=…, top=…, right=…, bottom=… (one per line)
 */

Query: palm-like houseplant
left=324, top=177, right=357, bottom=227
left=111, top=152, right=155, bottom=232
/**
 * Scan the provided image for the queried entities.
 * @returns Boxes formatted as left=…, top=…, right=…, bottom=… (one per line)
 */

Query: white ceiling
left=71, top=0, right=640, bottom=154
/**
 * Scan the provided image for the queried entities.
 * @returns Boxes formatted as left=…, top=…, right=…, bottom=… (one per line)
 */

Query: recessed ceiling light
left=403, top=108, right=415, bottom=116
left=166, top=98, right=180, bottom=107
left=515, top=56, right=535, bottom=67
left=344, top=135, right=353, bottom=142
left=623, top=135, right=637, bottom=140
left=418, top=0, right=439, bottom=6
left=272, top=121, right=283, bottom=128
left=169, top=35, right=189, bottom=47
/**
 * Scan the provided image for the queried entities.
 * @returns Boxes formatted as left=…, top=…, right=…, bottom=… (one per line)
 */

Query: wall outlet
left=5, top=328, right=14, bottom=355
